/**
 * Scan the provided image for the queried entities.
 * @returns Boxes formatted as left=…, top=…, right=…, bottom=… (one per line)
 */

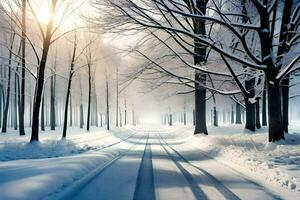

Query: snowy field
left=0, top=125, right=299, bottom=200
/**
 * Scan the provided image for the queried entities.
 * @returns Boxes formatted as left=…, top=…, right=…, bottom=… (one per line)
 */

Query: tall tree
left=79, top=75, right=84, bottom=129
left=41, top=95, right=45, bottom=131
left=50, top=63, right=56, bottom=130
left=29, top=0, right=58, bottom=142
left=19, top=0, right=26, bottom=136
left=116, top=65, right=119, bottom=127
left=277, top=0, right=294, bottom=133
left=2, top=33, right=15, bottom=133
left=99, top=0, right=300, bottom=142
left=106, top=72, right=110, bottom=130
left=193, top=0, right=208, bottom=135
left=62, top=36, right=77, bottom=138
left=86, top=63, right=92, bottom=132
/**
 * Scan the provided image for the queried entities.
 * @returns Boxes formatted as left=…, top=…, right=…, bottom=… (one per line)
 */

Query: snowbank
left=0, top=139, right=102, bottom=161
left=0, top=127, right=135, bottom=200
left=175, top=125, right=300, bottom=193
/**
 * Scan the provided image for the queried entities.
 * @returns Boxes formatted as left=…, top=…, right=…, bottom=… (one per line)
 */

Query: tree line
left=95, top=0, right=300, bottom=142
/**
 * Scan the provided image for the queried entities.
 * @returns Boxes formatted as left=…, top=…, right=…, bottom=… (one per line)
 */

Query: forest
left=0, top=0, right=299, bottom=200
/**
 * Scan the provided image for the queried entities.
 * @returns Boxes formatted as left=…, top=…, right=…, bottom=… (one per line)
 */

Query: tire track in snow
left=161, top=131, right=282, bottom=200
left=159, top=138, right=209, bottom=200
left=133, top=135, right=155, bottom=200
left=158, top=133, right=241, bottom=200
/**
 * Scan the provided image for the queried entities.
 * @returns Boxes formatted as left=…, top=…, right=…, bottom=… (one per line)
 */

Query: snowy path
left=64, top=129, right=281, bottom=200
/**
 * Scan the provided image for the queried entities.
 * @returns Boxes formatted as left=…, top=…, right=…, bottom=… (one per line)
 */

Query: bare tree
left=2, top=32, right=16, bottom=133
left=96, top=0, right=300, bottom=142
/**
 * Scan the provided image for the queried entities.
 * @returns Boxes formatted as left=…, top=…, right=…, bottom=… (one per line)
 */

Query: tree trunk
left=69, top=92, right=73, bottom=127
left=231, top=105, right=234, bottom=124
left=132, top=108, right=136, bottom=126
left=119, top=105, right=122, bottom=127
left=213, top=107, right=218, bottom=127
left=19, top=0, right=26, bottom=136
left=86, top=64, right=91, bottom=132
left=2, top=35, right=15, bottom=133
left=14, top=73, right=18, bottom=130
left=41, top=95, right=45, bottom=131
left=183, top=110, right=187, bottom=125
left=277, top=0, right=293, bottom=133
left=169, top=114, right=173, bottom=126
left=245, top=78, right=255, bottom=132
left=29, top=83, right=32, bottom=126
left=193, top=109, right=195, bottom=126
left=31, top=47, right=50, bottom=142
left=235, top=102, right=242, bottom=124
left=50, top=71, right=56, bottom=130
left=193, top=0, right=208, bottom=135
left=282, top=77, right=289, bottom=133
left=267, top=81, right=284, bottom=142
left=30, top=16, right=54, bottom=142
left=93, top=79, right=98, bottom=127
left=80, top=104, right=84, bottom=128
left=79, top=75, right=84, bottom=129
left=124, top=98, right=127, bottom=126
left=62, top=73, right=73, bottom=138
left=256, top=98, right=261, bottom=129
left=116, top=67, right=119, bottom=127
left=262, top=86, right=267, bottom=126
left=106, top=79, right=110, bottom=130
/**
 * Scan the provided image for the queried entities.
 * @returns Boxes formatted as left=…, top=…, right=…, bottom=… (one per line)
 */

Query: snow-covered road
left=1, top=127, right=296, bottom=200
left=67, top=130, right=280, bottom=200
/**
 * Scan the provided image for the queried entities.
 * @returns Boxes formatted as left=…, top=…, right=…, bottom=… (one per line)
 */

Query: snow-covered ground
left=0, top=124, right=299, bottom=200
left=172, top=123, right=300, bottom=195
left=0, top=127, right=138, bottom=200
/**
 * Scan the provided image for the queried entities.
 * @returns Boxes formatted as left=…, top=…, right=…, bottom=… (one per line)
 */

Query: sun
left=37, top=8, right=51, bottom=24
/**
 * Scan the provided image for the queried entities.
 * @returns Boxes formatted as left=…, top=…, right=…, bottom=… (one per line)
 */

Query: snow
left=260, top=28, right=269, bottom=33
left=0, top=140, right=98, bottom=161
left=174, top=124, right=300, bottom=195
left=0, top=124, right=299, bottom=200
left=0, top=127, right=135, bottom=200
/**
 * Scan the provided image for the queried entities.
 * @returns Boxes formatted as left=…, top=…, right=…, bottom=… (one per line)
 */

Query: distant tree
left=2, top=32, right=16, bottom=133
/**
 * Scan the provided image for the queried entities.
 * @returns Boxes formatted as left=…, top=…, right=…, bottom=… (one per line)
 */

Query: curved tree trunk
left=86, top=64, right=91, bottom=132
left=31, top=8, right=56, bottom=142
left=31, top=46, right=50, bottom=142
left=62, top=73, right=73, bottom=138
